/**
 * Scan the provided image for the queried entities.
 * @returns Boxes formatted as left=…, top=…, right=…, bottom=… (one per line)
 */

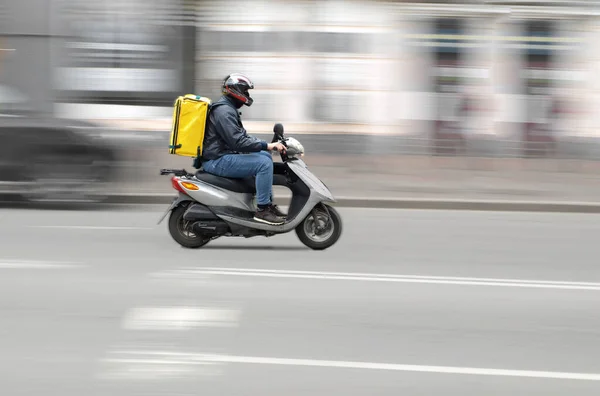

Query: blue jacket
left=201, top=96, right=268, bottom=161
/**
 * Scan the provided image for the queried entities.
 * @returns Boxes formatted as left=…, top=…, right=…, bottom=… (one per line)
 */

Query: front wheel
left=295, top=204, right=342, bottom=250
left=168, top=204, right=211, bottom=249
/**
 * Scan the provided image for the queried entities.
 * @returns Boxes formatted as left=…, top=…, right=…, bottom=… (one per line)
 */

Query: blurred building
left=2, top=0, right=600, bottom=154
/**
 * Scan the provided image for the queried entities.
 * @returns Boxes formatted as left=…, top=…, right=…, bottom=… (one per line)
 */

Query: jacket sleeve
left=214, top=107, right=267, bottom=153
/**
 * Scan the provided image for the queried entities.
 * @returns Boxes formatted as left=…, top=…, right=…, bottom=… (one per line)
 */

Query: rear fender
left=157, top=193, right=193, bottom=225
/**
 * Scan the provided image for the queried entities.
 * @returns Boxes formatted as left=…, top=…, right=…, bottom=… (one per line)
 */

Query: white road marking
left=122, top=306, right=240, bottom=331
left=29, top=225, right=153, bottom=230
left=99, top=364, right=198, bottom=380
left=98, top=350, right=223, bottom=380
left=0, top=260, right=82, bottom=269
left=155, top=267, right=600, bottom=291
left=111, top=351, right=600, bottom=381
left=105, top=358, right=218, bottom=365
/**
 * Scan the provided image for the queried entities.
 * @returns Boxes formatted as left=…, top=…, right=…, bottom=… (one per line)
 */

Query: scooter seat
left=195, top=171, right=256, bottom=194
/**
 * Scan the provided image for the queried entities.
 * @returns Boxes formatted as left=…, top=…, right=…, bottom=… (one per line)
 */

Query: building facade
left=2, top=1, right=600, bottom=146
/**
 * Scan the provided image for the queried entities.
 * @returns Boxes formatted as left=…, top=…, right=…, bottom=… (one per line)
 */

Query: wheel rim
left=303, top=210, right=335, bottom=243
left=177, top=216, right=201, bottom=240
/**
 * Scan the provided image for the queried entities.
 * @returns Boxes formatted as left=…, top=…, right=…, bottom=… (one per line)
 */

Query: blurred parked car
left=0, top=85, right=119, bottom=203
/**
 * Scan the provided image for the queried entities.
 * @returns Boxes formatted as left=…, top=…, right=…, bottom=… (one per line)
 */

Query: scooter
left=158, top=123, right=342, bottom=250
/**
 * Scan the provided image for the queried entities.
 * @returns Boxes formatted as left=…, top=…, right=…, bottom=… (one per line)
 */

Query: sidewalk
left=108, top=151, right=600, bottom=204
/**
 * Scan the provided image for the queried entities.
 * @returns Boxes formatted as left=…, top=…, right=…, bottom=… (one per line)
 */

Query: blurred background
left=4, top=3, right=600, bottom=395
left=2, top=0, right=600, bottom=204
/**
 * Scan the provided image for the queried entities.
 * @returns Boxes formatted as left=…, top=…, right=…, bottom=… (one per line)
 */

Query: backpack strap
left=192, top=102, right=227, bottom=169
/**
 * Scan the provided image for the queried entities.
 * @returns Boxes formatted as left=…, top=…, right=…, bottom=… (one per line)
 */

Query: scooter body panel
left=287, top=159, right=335, bottom=203
left=213, top=159, right=335, bottom=233
left=182, top=179, right=255, bottom=212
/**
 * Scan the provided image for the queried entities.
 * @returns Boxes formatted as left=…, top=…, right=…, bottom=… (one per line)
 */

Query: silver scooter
left=158, top=124, right=342, bottom=250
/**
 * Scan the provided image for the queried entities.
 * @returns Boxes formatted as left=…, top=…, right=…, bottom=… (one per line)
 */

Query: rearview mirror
left=272, top=123, right=284, bottom=143
left=273, top=123, right=284, bottom=137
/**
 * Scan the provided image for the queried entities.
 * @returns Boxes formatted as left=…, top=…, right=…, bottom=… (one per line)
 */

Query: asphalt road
left=1, top=206, right=600, bottom=395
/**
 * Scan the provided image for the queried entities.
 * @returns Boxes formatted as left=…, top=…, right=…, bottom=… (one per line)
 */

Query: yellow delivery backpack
left=169, top=94, right=212, bottom=158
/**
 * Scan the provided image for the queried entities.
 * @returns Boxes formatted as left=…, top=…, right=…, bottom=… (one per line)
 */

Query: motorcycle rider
left=201, top=73, right=288, bottom=226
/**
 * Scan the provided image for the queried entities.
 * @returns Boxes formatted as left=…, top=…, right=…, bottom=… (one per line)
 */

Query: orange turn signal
left=180, top=182, right=200, bottom=191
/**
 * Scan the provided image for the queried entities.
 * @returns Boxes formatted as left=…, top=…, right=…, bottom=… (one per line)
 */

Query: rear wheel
left=168, top=204, right=211, bottom=248
left=295, top=204, right=342, bottom=250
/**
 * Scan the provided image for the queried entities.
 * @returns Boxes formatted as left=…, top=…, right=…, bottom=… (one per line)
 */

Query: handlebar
left=269, top=138, right=289, bottom=162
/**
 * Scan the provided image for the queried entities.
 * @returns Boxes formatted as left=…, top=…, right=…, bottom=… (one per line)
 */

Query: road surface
left=0, top=206, right=599, bottom=395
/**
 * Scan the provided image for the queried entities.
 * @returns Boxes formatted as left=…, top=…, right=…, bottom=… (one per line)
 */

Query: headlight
left=285, top=137, right=305, bottom=157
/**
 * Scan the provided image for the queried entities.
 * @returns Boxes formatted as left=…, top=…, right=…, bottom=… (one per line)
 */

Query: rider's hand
left=268, top=142, right=287, bottom=153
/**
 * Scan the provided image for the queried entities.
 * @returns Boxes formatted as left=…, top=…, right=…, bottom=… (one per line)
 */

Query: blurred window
left=525, top=19, right=554, bottom=64
left=311, top=32, right=370, bottom=54
left=312, top=92, right=362, bottom=123
left=56, top=0, right=184, bottom=105
left=434, top=18, right=463, bottom=66
left=523, top=20, right=555, bottom=97
left=200, top=30, right=376, bottom=54
left=200, top=31, right=304, bottom=53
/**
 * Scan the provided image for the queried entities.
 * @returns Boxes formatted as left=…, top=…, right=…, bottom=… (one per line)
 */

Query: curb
left=103, top=193, right=600, bottom=213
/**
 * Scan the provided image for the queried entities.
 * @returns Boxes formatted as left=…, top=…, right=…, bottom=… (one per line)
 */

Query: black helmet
left=222, top=73, right=254, bottom=107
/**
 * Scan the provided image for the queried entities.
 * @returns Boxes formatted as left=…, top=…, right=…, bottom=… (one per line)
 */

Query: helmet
left=222, top=73, right=254, bottom=107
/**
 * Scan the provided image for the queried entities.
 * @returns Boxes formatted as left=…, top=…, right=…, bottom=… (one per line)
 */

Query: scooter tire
left=168, top=204, right=211, bottom=249
left=295, top=204, right=342, bottom=250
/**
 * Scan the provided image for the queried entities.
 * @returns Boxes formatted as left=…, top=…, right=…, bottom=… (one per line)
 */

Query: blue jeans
left=202, top=151, right=273, bottom=206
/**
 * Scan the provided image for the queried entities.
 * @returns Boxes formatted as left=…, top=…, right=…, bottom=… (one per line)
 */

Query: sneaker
left=270, top=204, right=287, bottom=218
left=254, top=206, right=285, bottom=225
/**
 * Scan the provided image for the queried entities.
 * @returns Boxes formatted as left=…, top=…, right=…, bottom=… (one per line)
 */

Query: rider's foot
left=270, top=204, right=287, bottom=218
left=254, top=205, right=285, bottom=225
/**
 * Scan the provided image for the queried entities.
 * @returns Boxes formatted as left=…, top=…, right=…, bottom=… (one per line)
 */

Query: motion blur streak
left=152, top=267, right=600, bottom=290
